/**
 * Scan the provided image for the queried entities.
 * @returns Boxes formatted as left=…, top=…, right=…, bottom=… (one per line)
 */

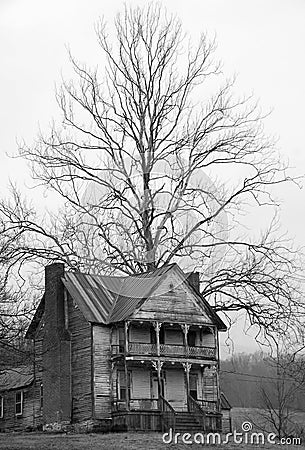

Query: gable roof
left=0, top=366, right=34, bottom=392
left=27, top=264, right=227, bottom=334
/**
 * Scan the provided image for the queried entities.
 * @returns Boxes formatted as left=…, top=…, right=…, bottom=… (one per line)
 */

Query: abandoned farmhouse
left=0, top=262, right=231, bottom=432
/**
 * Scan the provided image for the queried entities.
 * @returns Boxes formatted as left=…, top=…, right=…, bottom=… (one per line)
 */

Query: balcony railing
left=111, top=343, right=216, bottom=359
left=129, top=342, right=158, bottom=355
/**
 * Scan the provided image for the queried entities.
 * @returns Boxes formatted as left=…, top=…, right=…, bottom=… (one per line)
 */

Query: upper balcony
left=111, top=321, right=217, bottom=361
left=111, top=342, right=216, bottom=360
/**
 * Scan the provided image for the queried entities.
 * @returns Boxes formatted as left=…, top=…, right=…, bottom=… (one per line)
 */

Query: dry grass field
left=0, top=431, right=304, bottom=450
left=0, top=409, right=304, bottom=449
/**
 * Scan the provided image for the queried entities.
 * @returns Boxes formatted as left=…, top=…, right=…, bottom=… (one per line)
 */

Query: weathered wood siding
left=0, top=385, right=35, bottom=431
left=202, top=367, right=217, bottom=401
left=165, top=369, right=186, bottom=410
left=112, top=411, right=161, bottom=431
left=221, top=409, right=232, bottom=433
left=131, top=272, right=213, bottom=324
left=93, top=324, right=112, bottom=418
left=68, top=295, right=92, bottom=422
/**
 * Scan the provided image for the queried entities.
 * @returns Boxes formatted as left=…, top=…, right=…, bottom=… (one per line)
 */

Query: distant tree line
left=220, top=352, right=305, bottom=411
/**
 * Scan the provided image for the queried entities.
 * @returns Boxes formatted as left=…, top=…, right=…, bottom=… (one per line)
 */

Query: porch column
left=124, top=321, right=130, bottom=354
left=110, top=361, right=115, bottom=411
left=182, top=362, right=192, bottom=409
left=124, top=321, right=130, bottom=410
left=181, top=323, right=190, bottom=357
left=152, top=360, right=164, bottom=398
left=153, top=321, right=161, bottom=356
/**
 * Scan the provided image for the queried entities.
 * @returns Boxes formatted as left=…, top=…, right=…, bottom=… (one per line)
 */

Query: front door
left=152, top=375, right=165, bottom=396
left=166, top=369, right=187, bottom=411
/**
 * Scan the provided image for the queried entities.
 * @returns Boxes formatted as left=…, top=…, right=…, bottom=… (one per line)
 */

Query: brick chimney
left=42, top=263, right=71, bottom=428
left=187, top=271, right=200, bottom=293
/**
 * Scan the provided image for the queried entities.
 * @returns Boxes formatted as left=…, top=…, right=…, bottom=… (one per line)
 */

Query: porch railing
left=188, top=394, right=206, bottom=431
left=111, top=342, right=216, bottom=359
left=196, top=399, right=218, bottom=412
left=130, top=398, right=158, bottom=410
left=112, top=398, right=158, bottom=411
left=158, top=394, right=176, bottom=431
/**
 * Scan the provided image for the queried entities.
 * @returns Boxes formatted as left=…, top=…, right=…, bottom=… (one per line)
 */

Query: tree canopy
left=0, top=3, right=303, bottom=345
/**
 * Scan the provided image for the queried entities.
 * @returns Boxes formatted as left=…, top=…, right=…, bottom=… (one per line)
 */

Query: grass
left=0, top=409, right=304, bottom=449
left=0, top=430, right=304, bottom=449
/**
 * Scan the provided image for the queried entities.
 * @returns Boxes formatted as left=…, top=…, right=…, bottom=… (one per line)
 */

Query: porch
left=112, top=397, right=222, bottom=432
left=111, top=361, right=222, bottom=431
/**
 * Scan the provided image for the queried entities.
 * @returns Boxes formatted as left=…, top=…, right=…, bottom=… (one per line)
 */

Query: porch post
left=124, top=321, right=130, bottom=410
left=153, top=321, right=161, bottom=356
left=181, top=323, right=190, bottom=357
left=124, top=321, right=130, bottom=354
left=182, top=362, right=192, bottom=410
left=152, top=360, right=164, bottom=399
left=110, top=361, right=115, bottom=411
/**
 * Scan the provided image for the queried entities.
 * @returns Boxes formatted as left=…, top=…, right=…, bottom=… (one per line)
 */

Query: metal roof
left=62, top=272, right=114, bottom=323
left=63, top=265, right=173, bottom=324
left=108, top=266, right=172, bottom=322
left=26, top=263, right=226, bottom=332
left=0, top=366, right=34, bottom=392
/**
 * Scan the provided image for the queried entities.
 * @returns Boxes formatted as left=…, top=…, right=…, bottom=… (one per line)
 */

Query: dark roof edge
left=25, top=296, right=45, bottom=339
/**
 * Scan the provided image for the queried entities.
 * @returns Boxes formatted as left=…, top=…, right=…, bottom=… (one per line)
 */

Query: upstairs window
left=159, top=326, right=165, bottom=345
left=0, top=395, right=3, bottom=419
left=187, top=330, right=197, bottom=347
left=15, top=391, right=23, bottom=416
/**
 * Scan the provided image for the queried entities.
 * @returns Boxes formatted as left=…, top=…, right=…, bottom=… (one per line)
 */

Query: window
left=159, top=326, right=165, bottom=345
left=118, top=371, right=131, bottom=401
left=190, top=373, right=198, bottom=400
left=0, top=395, right=3, bottom=419
left=187, top=330, right=196, bottom=347
left=150, top=327, right=156, bottom=344
left=40, top=383, right=43, bottom=409
left=15, top=391, right=23, bottom=416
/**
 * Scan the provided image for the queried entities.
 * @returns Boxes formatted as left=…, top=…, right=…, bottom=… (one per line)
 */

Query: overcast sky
left=0, top=0, right=304, bottom=356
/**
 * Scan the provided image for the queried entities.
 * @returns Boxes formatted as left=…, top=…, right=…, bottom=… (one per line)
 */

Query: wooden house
left=0, top=263, right=231, bottom=432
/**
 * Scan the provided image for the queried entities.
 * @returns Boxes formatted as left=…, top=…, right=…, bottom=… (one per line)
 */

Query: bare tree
left=0, top=3, right=304, bottom=343
left=257, top=344, right=305, bottom=438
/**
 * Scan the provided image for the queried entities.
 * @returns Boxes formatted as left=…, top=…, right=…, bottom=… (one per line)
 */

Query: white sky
left=0, top=0, right=305, bottom=356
